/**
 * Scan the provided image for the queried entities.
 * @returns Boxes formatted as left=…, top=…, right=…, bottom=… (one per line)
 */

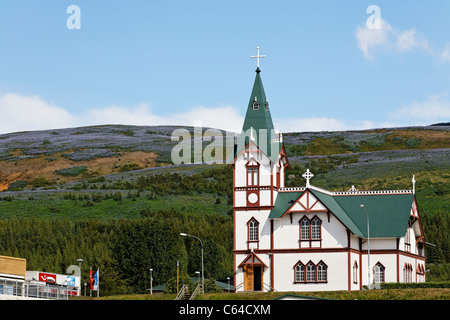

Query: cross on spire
left=251, top=46, right=266, bottom=69
left=302, top=169, right=314, bottom=188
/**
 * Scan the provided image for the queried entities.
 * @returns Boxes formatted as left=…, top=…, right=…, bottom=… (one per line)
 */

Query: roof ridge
left=279, top=186, right=413, bottom=196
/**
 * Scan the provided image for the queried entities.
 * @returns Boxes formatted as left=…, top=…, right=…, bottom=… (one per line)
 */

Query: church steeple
left=239, top=47, right=278, bottom=162
left=241, top=67, right=274, bottom=143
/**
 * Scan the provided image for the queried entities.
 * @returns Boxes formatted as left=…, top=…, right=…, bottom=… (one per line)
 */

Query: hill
left=0, top=124, right=448, bottom=295
left=0, top=124, right=448, bottom=191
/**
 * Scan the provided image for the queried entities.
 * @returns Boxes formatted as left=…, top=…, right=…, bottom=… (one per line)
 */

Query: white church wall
left=272, top=217, right=298, bottom=249
left=349, top=252, right=361, bottom=290
left=234, top=253, right=246, bottom=291
left=259, top=189, right=272, bottom=206
left=361, top=238, right=397, bottom=250
left=349, top=234, right=360, bottom=250
left=321, top=213, right=349, bottom=248
left=360, top=253, right=397, bottom=286
left=234, top=190, right=247, bottom=207
left=234, top=160, right=247, bottom=187
left=259, top=164, right=272, bottom=186
left=234, top=210, right=272, bottom=250
left=273, top=252, right=349, bottom=292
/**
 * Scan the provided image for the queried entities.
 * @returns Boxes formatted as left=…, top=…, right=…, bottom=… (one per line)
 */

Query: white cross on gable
left=302, top=169, right=314, bottom=187
left=251, top=47, right=266, bottom=68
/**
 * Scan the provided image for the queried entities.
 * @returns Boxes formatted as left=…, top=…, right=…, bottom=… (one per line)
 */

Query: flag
left=93, top=269, right=99, bottom=291
left=89, top=267, right=93, bottom=290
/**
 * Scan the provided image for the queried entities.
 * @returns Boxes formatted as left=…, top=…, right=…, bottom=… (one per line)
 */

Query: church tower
left=231, top=48, right=288, bottom=291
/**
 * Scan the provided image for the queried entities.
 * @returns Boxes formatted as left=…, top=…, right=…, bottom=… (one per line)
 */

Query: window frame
left=246, top=164, right=260, bottom=187
left=294, top=260, right=327, bottom=284
left=374, top=262, right=385, bottom=284
left=247, top=218, right=259, bottom=243
left=298, top=215, right=322, bottom=246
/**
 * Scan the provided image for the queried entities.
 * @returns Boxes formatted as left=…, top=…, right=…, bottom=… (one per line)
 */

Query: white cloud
left=395, top=28, right=429, bottom=52
left=389, top=94, right=450, bottom=124
left=85, top=104, right=244, bottom=133
left=356, top=18, right=433, bottom=59
left=439, top=42, right=450, bottom=63
left=3, top=92, right=447, bottom=136
left=0, top=93, right=245, bottom=134
left=86, top=103, right=167, bottom=127
left=273, top=117, right=385, bottom=133
left=356, top=18, right=393, bottom=59
left=275, top=117, right=348, bottom=132
left=0, top=93, right=77, bottom=134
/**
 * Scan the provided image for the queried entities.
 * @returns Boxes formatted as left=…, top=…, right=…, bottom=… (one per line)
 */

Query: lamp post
left=150, top=268, right=153, bottom=295
left=180, top=233, right=204, bottom=293
left=360, top=204, right=371, bottom=289
left=76, top=258, right=84, bottom=296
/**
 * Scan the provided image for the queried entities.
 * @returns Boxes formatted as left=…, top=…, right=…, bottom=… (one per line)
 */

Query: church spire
left=239, top=47, right=279, bottom=161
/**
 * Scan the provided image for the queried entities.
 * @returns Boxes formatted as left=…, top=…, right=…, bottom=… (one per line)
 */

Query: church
left=230, top=48, right=427, bottom=292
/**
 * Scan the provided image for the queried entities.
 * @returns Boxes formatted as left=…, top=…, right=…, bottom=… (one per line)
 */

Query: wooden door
left=244, top=265, right=253, bottom=291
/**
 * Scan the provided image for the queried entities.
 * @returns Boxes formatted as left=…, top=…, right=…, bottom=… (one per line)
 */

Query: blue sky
left=0, top=0, right=449, bottom=134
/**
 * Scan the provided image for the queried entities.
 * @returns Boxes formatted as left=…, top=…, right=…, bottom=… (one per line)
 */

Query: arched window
left=317, top=262, right=327, bottom=282
left=300, top=217, right=310, bottom=240
left=306, top=262, right=316, bottom=282
left=294, top=262, right=305, bottom=282
left=294, top=261, right=328, bottom=283
left=374, top=262, right=385, bottom=283
left=248, top=218, right=259, bottom=242
left=299, top=216, right=322, bottom=242
left=252, top=97, right=259, bottom=110
left=311, top=217, right=321, bottom=240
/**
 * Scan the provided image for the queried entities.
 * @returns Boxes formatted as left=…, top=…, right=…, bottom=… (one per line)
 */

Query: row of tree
left=0, top=209, right=233, bottom=296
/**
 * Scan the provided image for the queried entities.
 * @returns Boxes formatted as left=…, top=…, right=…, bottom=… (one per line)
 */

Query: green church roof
left=269, top=188, right=414, bottom=238
left=234, top=68, right=281, bottom=163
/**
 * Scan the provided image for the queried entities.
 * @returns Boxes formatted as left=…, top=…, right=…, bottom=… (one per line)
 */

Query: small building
left=26, top=271, right=80, bottom=299
left=0, top=255, right=26, bottom=298
left=0, top=254, right=80, bottom=300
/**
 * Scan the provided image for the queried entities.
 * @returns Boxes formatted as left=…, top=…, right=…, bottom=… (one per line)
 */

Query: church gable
left=288, top=189, right=328, bottom=214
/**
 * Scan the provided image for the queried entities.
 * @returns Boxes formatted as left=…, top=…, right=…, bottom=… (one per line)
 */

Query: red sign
left=38, top=272, right=57, bottom=283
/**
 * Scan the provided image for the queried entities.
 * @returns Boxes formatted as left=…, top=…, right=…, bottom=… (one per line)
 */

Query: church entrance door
left=243, top=265, right=263, bottom=291
left=253, top=266, right=262, bottom=291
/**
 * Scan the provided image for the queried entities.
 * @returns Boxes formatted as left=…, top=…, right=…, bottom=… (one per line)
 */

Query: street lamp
left=76, top=258, right=84, bottom=296
left=180, top=233, right=204, bottom=293
left=150, top=269, right=153, bottom=295
left=360, top=204, right=371, bottom=289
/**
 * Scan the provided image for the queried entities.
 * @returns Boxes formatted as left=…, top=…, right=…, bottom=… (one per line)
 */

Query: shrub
left=55, top=166, right=88, bottom=177
left=380, top=281, right=450, bottom=289
left=7, top=180, right=28, bottom=191
left=31, top=177, right=50, bottom=188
